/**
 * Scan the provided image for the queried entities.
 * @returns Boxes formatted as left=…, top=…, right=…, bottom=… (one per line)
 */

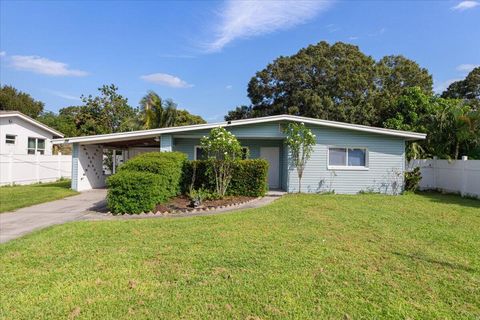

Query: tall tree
left=442, top=67, right=480, bottom=110
left=139, top=91, right=205, bottom=128
left=81, top=84, right=138, bottom=134
left=0, top=85, right=44, bottom=118
left=374, top=55, right=433, bottom=122
left=227, top=41, right=433, bottom=126
left=247, top=41, right=378, bottom=125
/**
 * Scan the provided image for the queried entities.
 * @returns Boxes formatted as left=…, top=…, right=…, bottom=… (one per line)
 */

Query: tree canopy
left=228, top=41, right=433, bottom=127
left=441, top=67, right=480, bottom=110
left=0, top=85, right=44, bottom=118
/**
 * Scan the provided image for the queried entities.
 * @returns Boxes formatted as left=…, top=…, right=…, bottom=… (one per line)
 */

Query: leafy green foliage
left=107, top=152, right=187, bottom=214
left=227, top=41, right=432, bottom=127
left=404, top=167, right=422, bottom=191
left=0, top=85, right=44, bottom=118
left=106, top=171, right=166, bottom=214
left=284, top=122, right=316, bottom=193
left=184, top=159, right=269, bottom=197
left=140, top=91, right=206, bottom=129
left=384, top=87, right=480, bottom=159
left=80, top=84, right=138, bottom=134
left=200, top=128, right=243, bottom=196
left=442, top=67, right=479, bottom=109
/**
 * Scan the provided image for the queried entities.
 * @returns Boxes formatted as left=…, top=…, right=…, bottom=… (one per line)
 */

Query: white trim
left=0, top=111, right=64, bottom=137
left=327, top=146, right=369, bottom=171
left=53, top=114, right=426, bottom=145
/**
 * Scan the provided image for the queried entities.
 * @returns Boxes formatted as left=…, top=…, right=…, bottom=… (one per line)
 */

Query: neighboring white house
left=0, top=111, right=71, bottom=186
left=0, top=110, right=64, bottom=155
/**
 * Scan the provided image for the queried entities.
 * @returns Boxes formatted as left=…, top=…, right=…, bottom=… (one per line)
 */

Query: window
left=27, top=137, right=46, bottom=155
left=5, top=134, right=16, bottom=144
left=194, top=146, right=249, bottom=160
left=328, top=147, right=367, bottom=169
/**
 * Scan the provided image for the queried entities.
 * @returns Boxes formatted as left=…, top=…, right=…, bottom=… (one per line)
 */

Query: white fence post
left=432, top=156, right=438, bottom=190
left=461, top=156, right=468, bottom=197
left=58, top=152, right=62, bottom=179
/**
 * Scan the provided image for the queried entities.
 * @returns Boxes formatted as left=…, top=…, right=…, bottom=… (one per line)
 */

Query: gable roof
left=52, top=114, right=426, bottom=145
left=0, top=111, right=64, bottom=138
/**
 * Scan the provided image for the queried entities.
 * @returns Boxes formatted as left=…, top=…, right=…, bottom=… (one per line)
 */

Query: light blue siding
left=170, top=121, right=406, bottom=194
left=71, top=143, right=79, bottom=190
left=287, top=126, right=405, bottom=194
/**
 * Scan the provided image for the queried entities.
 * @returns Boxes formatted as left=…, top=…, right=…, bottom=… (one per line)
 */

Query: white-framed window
left=27, top=137, right=46, bottom=155
left=194, top=146, right=249, bottom=160
left=327, top=147, right=368, bottom=170
left=5, top=134, right=16, bottom=144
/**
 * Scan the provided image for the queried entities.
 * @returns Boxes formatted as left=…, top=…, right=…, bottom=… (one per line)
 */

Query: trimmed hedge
left=185, top=159, right=269, bottom=197
left=107, top=152, right=187, bottom=214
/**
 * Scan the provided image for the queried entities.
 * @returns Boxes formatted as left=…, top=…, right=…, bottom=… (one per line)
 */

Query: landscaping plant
left=200, top=127, right=242, bottom=197
left=404, top=167, right=422, bottom=191
left=284, top=122, right=316, bottom=193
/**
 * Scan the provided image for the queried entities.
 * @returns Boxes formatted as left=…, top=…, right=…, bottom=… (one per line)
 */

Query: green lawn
left=0, top=193, right=479, bottom=319
left=0, top=180, right=78, bottom=213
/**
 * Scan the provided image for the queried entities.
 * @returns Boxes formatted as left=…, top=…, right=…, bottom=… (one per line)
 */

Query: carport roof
left=52, top=114, right=426, bottom=145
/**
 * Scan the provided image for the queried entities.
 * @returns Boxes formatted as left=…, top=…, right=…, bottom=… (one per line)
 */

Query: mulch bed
left=154, top=195, right=255, bottom=214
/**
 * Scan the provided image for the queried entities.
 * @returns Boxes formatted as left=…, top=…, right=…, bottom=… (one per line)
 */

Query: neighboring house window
left=194, top=146, right=249, bottom=160
left=27, top=137, right=46, bottom=155
left=328, top=147, right=368, bottom=169
left=5, top=134, right=16, bottom=144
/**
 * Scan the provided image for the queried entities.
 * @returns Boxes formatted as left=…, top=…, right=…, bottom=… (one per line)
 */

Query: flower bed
left=154, top=195, right=256, bottom=214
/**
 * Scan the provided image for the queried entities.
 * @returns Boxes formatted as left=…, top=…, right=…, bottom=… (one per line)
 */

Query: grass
left=0, top=180, right=78, bottom=213
left=0, top=193, right=479, bottom=319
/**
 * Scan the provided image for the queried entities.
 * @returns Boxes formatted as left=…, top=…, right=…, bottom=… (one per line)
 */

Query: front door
left=260, top=147, right=280, bottom=189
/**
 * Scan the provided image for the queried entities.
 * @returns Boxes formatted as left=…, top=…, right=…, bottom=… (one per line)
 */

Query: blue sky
left=1, top=0, right=479, bottom=122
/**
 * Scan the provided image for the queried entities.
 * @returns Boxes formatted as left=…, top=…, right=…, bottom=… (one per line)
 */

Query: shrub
left=184, top=159, right=268, bottom=197
left=107, top=152, right=187, bottom=214
left=107, top=171, right=167, bottom=214
left=404, top=167, right=422, bottom=191
left=119, top=152, right=187, bottom=197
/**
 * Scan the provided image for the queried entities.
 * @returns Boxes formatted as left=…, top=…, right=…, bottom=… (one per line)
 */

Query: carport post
left=112, top=149, right=116, bottom=174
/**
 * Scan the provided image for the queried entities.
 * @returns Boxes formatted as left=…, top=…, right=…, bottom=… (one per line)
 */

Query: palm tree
left=139, top=91, right=177, bottom=129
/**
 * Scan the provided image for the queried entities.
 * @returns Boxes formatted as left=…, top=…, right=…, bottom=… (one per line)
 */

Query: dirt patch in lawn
left=154, top=195, right=255, bottom=214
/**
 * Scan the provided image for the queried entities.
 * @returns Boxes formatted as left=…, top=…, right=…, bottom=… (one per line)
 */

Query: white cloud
left=456, top=64, right=479, bottom=72
left=204, top=0, right=334, bottom=52
left=452, top=1, right=479, bottom=10
left=140, top=73, right=193, bottom=88
left=225, top=85, right=233, bottom=89
left=47, top=90, right=81, bottom=101
left=348, top=36, right=359, bottom=40
left=434, top=78, right=462, bottom=93
left=0, top=51, right=6, bottom=57
left=10, top=55, right=88, bottom=77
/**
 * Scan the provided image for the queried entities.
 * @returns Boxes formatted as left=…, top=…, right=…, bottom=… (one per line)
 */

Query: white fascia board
left=52, top=114, right=426, bottom=145
left=0, top=112, right=64, bottom=137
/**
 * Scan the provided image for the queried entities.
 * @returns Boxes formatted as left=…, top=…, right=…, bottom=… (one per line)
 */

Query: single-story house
left=53, top=115, right=426, bottom=193
left=0, top=111, right=64, bottom=156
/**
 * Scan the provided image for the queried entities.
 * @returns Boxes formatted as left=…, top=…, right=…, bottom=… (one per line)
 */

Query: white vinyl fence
left=0, top=154, right=72, bottom=186
left=408, top=157, right=480, bottom=198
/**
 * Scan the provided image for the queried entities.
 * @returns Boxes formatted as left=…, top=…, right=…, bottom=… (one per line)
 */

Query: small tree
left=284, top=122, right=316, bottom=193
left=200, top=127, right=242, bottom=196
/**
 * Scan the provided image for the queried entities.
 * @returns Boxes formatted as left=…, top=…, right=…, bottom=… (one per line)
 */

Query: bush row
left=107, top=152, right=269, bottom=214
left=184, top=159, right=269, bottom=197
left=107, top=152, right=187, bottom=214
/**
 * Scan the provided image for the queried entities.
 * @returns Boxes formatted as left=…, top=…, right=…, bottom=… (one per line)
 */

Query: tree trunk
left=298, top=175, right=302, bottom=193
left=455, top=141, right=460, bottom=160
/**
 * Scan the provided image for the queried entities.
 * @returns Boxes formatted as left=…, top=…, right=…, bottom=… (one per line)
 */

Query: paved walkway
left=0, top=189, right=107, bottom=243
left=0, top=190, right=284, bottom=243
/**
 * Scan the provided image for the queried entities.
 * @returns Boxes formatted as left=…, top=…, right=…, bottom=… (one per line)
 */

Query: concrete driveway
left=0, top=189, right=107, bottom=243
